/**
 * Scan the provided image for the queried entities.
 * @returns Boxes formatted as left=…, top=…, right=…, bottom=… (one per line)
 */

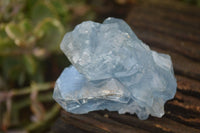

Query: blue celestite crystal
left=53, top=17, right=177, bottom=120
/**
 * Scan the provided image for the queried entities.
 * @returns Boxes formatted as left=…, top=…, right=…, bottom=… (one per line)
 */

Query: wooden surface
left=50, top=0, right=200, bottom=132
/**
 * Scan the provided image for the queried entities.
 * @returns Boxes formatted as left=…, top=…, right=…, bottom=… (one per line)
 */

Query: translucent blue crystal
left=53, top=17, right=177, bottom=120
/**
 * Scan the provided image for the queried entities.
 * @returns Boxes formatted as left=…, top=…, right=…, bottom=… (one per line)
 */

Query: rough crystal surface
left=53, top=17, right=177, bottom=120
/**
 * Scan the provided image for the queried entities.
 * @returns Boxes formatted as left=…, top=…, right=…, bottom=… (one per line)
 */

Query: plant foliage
left=0, top=0, right=95, bottom=132
left=0, top=0, right=95, bottom=88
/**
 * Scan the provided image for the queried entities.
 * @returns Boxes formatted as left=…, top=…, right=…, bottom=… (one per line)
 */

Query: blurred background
left=0, top=0, right=199, bottom=132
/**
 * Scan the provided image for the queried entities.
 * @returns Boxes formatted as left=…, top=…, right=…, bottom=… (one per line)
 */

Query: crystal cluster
left=53, top=17, right=177, bottom=120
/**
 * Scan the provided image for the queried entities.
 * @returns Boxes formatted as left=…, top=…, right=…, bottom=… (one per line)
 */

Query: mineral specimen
left=53, top=17, right=177, bottom=120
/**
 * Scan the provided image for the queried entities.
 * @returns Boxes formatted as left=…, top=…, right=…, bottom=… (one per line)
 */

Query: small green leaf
left=34, top=18, right=64, bottom=52
left=19, top=19, right=32, bottom=33
left=1, top=56, right=22, bottom=82
left=23, top=55, right=37, bottom=75
left=31, top=2, right=55, bottom=24
left=5, top=23, right=23, bottom=42
left=49, top=0, right=71, bottom=24
left=5, top=20, right=35, bottom=47
left=0, top=24, right=16, bottom=52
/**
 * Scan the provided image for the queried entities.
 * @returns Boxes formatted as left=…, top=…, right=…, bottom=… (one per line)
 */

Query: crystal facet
left=53, top=17, right=177, bottom=120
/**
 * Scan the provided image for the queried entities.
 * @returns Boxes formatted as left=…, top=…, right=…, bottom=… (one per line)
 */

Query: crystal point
left=53, top=17, right=177, bottom=120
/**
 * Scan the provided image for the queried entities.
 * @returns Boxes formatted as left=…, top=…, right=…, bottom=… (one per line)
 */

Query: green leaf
left=5, top=23, right=23, bottom=42
left=49, top=0, right=71, bottom=24
left=1, top=56, right=23, bottom=82
left=23, top=55, right=37, bottom=75
left=5, top=20, right=36, bottom=47
left=19, top=19, right=32, bottom=33
left=0, top=24, right=16, bottom=52
left=31, top=2, right=55, bottom=24
left=34, top=18, right=64, bottom=52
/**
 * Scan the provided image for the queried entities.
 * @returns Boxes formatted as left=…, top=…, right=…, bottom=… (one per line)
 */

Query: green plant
left=0, top=0, right=95, bottom=88
left=0, top=0, right=95, bottom=132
